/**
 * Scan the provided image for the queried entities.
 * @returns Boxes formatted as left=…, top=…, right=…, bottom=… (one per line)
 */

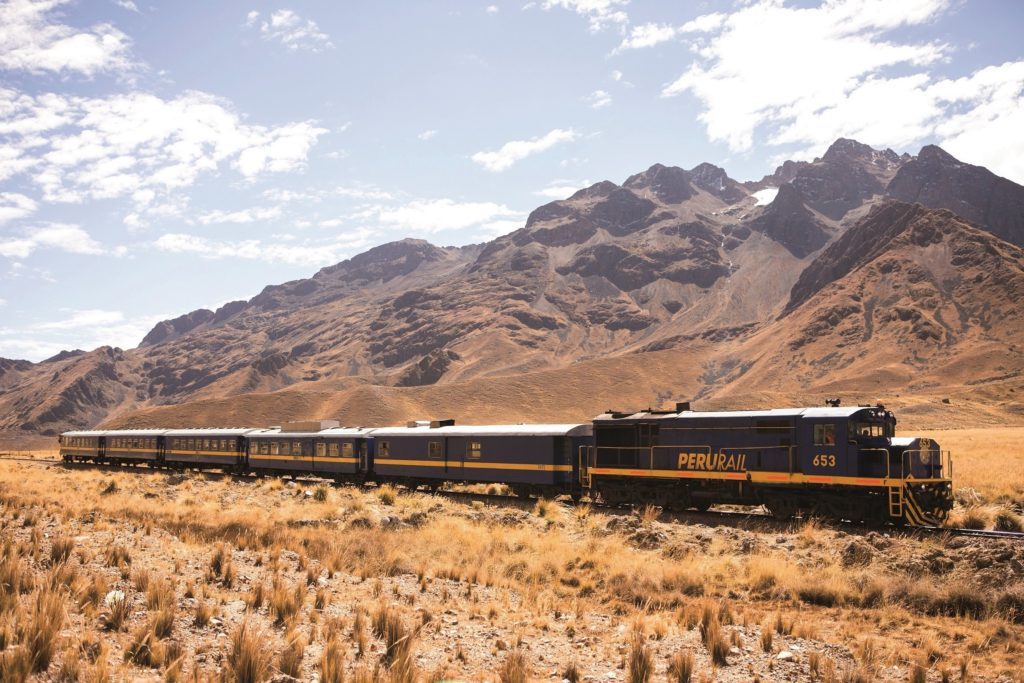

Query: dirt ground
left=0, top=442, right=1023, bottom=682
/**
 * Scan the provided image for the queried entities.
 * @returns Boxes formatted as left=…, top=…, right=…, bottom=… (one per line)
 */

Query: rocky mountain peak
left=822, top=137, right=878, bottom=162
left=747, top=184, right=830, bottom=258
left=141, top=309, right=215, bottom=347
left=886, top=145, right=1024, bottom=248
left=317, top=238, right=449, bottom=282
left=623, top=164, right=695, bottom=204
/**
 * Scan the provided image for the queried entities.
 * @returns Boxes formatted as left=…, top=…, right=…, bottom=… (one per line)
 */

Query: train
left=59, top=401, right=954, bottom=527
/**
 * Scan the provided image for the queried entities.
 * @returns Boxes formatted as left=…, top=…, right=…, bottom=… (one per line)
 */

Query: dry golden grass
left=0, top=453, right=1022, bottom=681
left=916, top=427, right=1024, bottom=503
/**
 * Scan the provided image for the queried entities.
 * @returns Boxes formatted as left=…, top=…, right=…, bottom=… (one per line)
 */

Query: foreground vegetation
left=0, top=428, right=1021, bottom=681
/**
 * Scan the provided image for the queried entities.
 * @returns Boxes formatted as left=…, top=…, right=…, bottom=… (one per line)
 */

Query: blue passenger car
left=368, top=422, right=592, bottom=494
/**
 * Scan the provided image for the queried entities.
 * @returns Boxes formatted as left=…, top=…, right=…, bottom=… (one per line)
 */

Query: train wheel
left=691, top=501, right=711, bottom=512
left=765, top=499, right=797, bottom=520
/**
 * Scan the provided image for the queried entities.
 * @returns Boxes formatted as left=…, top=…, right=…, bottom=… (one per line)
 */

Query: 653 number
left=812, top=454, right=836, bottom=467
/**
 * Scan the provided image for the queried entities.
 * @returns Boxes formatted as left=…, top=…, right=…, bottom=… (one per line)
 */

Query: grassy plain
left=0, top=443, right=1023, bottom=682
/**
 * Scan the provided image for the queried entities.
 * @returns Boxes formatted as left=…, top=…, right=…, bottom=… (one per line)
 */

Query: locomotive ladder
left=887, top=484, right=903, bottom=518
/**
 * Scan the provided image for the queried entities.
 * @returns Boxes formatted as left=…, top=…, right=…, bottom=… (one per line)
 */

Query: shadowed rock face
left=746, top=184, right=830, bottom=258
left=5, top=140, right=1024, bottom=435
left=886, top=145, right=1024, bottom=248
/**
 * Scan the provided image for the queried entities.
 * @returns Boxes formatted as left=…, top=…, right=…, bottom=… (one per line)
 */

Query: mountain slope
left=3, top=140, right=1024, bottom=436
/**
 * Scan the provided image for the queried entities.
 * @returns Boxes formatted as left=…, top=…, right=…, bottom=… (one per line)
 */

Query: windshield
left=854, top=422, right=885, bottom=438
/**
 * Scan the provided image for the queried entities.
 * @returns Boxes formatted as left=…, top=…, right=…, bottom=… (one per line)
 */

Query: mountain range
left=2, top=138, right=1023, bottom=439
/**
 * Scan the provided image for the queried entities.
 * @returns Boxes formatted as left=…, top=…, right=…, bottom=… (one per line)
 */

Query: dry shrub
left=270, top=578, right=305, bottom=626
left=960, top=508, right=988, bottom=530
left=372, top=602, right=415, bottom=666
left=247, top=581, right=266, bottom=611
left=313, top=485, right=330, bottom=502
left=353, top=607, right=368, bottom=658
left=133, top=567, right=151, bottom=593
left=19, top=587, right=65, bottom=673
left=319, top=636, right=346, bottom=683
left=0, top=646, right=32, bottom=683
left=376, top=484, right=398, bottom=506
left=315, top=587, right=329, bottom=611
left=667, top=650, right=694, bottom=683
left=49, top=535, right=74, bottom=565
left=225, top=619, right=272, bottom=683
left=699, top=605, right=728, bottom=667
left=562, top=660, right=582, bottom=683
left=627, top=622, right=654, bottom=683
left=760, top=622, right=773, bottom=652
left=279, top=630, right=305, bottom=678
left=499, top=649, right=530, bottom=683
left=125, top=623, right=163, bottom=669
left=993, top=508, right=1023, bottom=532
left=995, top=589, right=1024, bottom=624
left=194, top=598, right=212, bottom=628
left=933, top=587, right=988, bottom=620
left=104, top=544, right=131, bottom=568
left=1, top=553, right=31, bottom=611
left=103, top=591, right=130, bottom=631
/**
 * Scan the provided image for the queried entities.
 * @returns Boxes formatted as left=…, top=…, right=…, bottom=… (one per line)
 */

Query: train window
left=342, top=443, right=353, bottom=458
left=428, top=441, right=442, bottom=459
left=186, top=439, right=194, bottom=450
left=855, top=423, right=884, bottom=438
left=327, top=443, right=338, bottom=457
left=270, top=442, right=279, bottom=455
left=813, top=424, right=835, bottom=446
left=468, top=442, right=481, bottom=459
left=316, top=443, right=326, bottom=457
left=379, top=441, right=390, bottom=457
left=293, top=442, right=303, bottom=456
left=227, top=440, right=235, bottom=452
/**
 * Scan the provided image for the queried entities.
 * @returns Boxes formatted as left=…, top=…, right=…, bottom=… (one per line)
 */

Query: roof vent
left=430, top=419, right=455, bottom=428
left=407, top=420, right=431, bottom=428
left=281, top=419, right=340, bottom=433
left=825, top=398, right=841, bottom=407
left=676, top=401, right=691, bottom=412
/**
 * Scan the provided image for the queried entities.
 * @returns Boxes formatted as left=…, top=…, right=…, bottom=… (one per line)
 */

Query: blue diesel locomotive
left=59, top=402, right=953, bottom=526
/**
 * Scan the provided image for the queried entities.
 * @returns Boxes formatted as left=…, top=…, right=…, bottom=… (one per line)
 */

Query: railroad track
left=4, top=455, right=1022, bottom=540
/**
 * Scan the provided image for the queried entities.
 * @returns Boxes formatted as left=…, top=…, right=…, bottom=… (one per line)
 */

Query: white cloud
left=0, top=309, right=173, bottom=360
left=0, top=192, right=37, bottom=223
left=534, top=179, right=592, bottom=199
left=0, top=298, right=6, bottom=307
left=679, top=12, right=726, bottom=34
left=471, top=128, right=577, bottom=172
left=610, top=69, right=622, bottom=81
left=615, top=23, right=678, bottom=52
left=0, top=88, right=327, bottom=207
left=418, top=129, right=438, bottom=141
left=486, top=5, right=499, bottom=14
left=541, top=0, right=628, bottom=32
left=197, top=206, right=283, bottom=225
left=662, top=0, right=951, bottom=153
left=368, top=198, right=525, bottom=233
left=586, top=90, right=611, bottom=109
left=0, top=0, right=136, bottom=76
left=246, top=9, right=333, bottom=52
left=0, top=223, right=103, bottom=259
left=36, top=309, right=124, bottom=330
left=113, top=0, right=139, bottom=11
left=154, top=230, right=373, bottom=266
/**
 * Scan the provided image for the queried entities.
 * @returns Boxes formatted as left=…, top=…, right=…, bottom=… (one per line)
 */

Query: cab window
left=813, top=424, right=835, bottom=446
left=428, top=441, right=442, bottom=459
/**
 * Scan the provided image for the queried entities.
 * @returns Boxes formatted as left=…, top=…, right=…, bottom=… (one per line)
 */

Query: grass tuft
left=225, top=619, right=272, bottom=683
left=499, top=649, right=529, bottom=683
left=667, top=650, right=694, bottom=683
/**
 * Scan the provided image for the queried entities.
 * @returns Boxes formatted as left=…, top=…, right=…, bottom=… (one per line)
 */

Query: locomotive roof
left=369, top=424, right=593, bottom=437
left=593, top=406, right=871, bottom=421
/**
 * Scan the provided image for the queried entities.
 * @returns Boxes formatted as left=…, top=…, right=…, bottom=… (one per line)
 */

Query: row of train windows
left=170, top=438, right=237, bottom=452
left=252, top=441, right=353, bottom=458
left=111, top=437, right=156, bottom=449
left=66, top=437, right=94, bottom=448
left=376, top=441, right=482, bottom=459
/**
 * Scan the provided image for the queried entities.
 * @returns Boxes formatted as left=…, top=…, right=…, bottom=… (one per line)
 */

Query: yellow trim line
left=250, top=455, right=358, bottom=463
left=376, top=459, right=571, bottom=472
left=589, top=468, right=949, bottom=487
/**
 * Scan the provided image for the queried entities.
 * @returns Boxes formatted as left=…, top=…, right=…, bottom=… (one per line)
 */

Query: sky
left=1, top=0, right=1023, bottom=361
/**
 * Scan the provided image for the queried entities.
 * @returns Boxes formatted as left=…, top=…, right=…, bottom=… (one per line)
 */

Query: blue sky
left=1, top=0, right=1023, bottom=361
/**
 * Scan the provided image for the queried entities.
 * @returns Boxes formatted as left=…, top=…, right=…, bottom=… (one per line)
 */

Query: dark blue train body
left=59, top=401, right=953, bottom=526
